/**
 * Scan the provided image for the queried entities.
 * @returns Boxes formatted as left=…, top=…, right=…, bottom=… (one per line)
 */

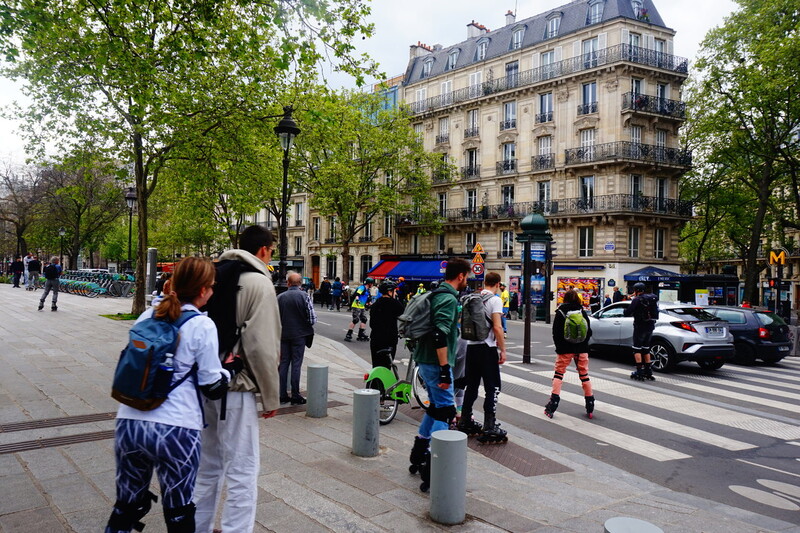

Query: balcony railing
left=564, top=141, right=692, bottom=167
left=432, top=169, right=452, bottom=184
left=496, top=160, right=517, bottom=175
left=408, top=44, right=689, bottom=115
left=324, top=237, right=337, bottom=244
left=435, top=133, right=450, bottom=144
left=621, top=92, right=686, bottom=119
left=500, top=119, right=517, bottom=131
left=294, top=220, right=304, bottom=227
left=535, top=111, right=553, bottom=123
left=257, top=221, right=278, bottom=230
left=461, top=165, right=481, bottom=180
left=464, top=127, right=480, bottom=138
left=577, top=102, right=598, bottom=115
left=531, top=153, right=555, bottom=171
left=358, top=236, right=373, bottom=242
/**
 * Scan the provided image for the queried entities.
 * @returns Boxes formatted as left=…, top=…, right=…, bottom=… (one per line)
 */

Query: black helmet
left=364, top=277, right=375, bottom=285
left=633, top=282, right=646, bottom=293
left=379, top=280, right=397, bottom=294
left=429, top=280, right=439, bottom=290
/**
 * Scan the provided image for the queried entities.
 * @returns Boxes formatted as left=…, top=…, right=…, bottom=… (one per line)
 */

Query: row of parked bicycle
left=52, top=271, right=136, bottom=298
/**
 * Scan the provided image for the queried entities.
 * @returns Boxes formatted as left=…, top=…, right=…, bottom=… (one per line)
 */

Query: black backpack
left=639, top=294, right=659, bottom=321
left=204, top=259, right=260, bottom=356
left=43, top=264, right=60, bottom=280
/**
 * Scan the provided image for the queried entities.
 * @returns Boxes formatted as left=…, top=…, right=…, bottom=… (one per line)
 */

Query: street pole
left=127, top=205, right=133, bottom=272
left=544, top=240, right=552, bottom=325
left=277, top=146, right=290, bottom=292
left=522, top=238, right=532, bottom=364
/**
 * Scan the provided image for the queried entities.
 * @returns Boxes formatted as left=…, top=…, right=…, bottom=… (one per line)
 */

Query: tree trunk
left=131, top=133, right=147, bottom=316
left=742, top=168, right=774, bottom=304
left=341, top=241, right=351, bottom=285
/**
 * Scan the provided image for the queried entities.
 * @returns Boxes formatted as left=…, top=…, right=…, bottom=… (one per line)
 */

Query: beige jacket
left=219, top=249, right=281, bottom=412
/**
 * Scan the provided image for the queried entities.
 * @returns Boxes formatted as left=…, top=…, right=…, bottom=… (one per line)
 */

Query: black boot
left=408, top=436, right=430, bottom=474
left=643, top=362, right=655, bottom=381
left=357, top=330, right=369, bottom=341
left=344, top=330, right=353, bottom=342
left=630, top=364, right=645, bottom=380
left=456, top=413, right=484, bottom=436
left=585, top=395, right=595, bottom=419
left=544, top=393, right=560, bottom=419
left=476, top=413, right=507, bottom=444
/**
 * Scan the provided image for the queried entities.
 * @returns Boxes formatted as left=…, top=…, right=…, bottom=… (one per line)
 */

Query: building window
left=411, top=234, right=419, bottom=254
left=541, top=50, right=555, bottom=79
left=466, top=189, right=477, bottom=213
left=580, top=128, right=596, bottom=161
left=468, top=70, right=482, bottom=98
left=437, top=116, right=449, bottom=144
left=538, top=135, right=552, bottom=156
left=294, top=236, right=302, bottom=256
left=438, top=192, right=447, bottom=216
left=413, top=123, right=424, bottom=140
left=476, top=40, right=488, bottom=61
left=501, top=231, right=514, bottom=257
left=546, top=15, right=560, bottom=39
left=582, top=37, right=599, bottom=68
left=383, top=213, right=393, bottom=236
left=538, top=181, right=551, bottom=203
left=415, top=87, right=427, bottom=103
left=631, top=77, right=643, bottom=95
left=363, top=218, right=373, bottom=240
left=328, top=216, right=336, bottom=241
left=579, top=227, right=594, bottom=257
left=511, top=28, right=524, bottom=50
left=628, top=32, right=641, bottom=61
left=656, top=178, right=668, bottom=211
left=587, top=1, right=604, bottom=24
left=294, top=202, right=304, bottom=226
left=501, top=185, right=515, bottom=207
left=631, top=174, right=642, bottom=197
left=656, top=129, right=667, bottom=148
left=326, top=257, right=337, bottom=278
left=438, top=234, right=446, bottom=253
left=501, top=142, right=516, bottom=173
left=580, top=81, right=597, bottom=114
left=465, top=109, right=479, bottom=137
left=465, top=232, right=476, bottom=253
left=537, top=92, right=553, bottom=123
left=421, top=59, right=432, bottom=78
left=629, top=227, right=640, bottom=258
left=505, top=60, right=519, bottom=88
left=313, top=217, right=320, bottom=241
left=447, top=49, right=459, bottom=71
left=654, top=228, right=665, bottom=259
left=361, top=255, right=373, bottom=278
left=580, top=176, right=595, bottom=208
left=501, top=100, right=516, bottom=130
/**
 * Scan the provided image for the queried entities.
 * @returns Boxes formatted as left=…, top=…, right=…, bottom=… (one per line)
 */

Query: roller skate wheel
left=420, top=482, right=429, bottom=492
left=587, top=413, right=593, bottom=419
left=544, top=409, right=553, bottom=419
left=409, top=464, right=418, bottom=474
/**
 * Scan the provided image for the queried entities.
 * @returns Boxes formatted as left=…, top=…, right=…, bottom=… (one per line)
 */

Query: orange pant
left=551, top=352, right=592, bottom=396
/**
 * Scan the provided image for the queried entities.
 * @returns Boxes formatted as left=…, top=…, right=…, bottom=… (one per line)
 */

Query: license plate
left=779, top=346, right=790, bottom=351
left=705, top=327, right=723, bottom=335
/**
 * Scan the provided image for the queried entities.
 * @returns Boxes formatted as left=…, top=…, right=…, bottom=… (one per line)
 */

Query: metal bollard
left=429, top=429, right=467, bottom=525
left=306, top=364, right=328, bottom=418
left=351, top=389, right=379, bottom=457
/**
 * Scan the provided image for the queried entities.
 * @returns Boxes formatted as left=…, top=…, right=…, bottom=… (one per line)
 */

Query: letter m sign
left=769, top=250, right=787, bottom=266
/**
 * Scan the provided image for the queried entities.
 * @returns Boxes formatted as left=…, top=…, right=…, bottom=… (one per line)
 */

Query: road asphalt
left=0, top=285, right=797, bottom=533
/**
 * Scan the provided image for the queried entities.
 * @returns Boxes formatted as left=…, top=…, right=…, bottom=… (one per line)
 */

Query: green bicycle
left=363, top=345, right=430, bottom=425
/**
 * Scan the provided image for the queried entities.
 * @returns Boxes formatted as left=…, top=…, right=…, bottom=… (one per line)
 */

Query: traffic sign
left=472, top=253, right=484, bottom=264
left=471, top=242, right=485, bottom=254
left=472, top=263, right=484, bottom=275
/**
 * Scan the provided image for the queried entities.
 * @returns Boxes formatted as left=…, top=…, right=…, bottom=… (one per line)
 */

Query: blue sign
left=527, top=242, right=546, bottom=263
left=604, top=241, right=615, bottom=251
left=608, top=279, right=616, bottom=287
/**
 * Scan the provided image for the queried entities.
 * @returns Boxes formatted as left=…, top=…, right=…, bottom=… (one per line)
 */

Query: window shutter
left=573, top=40, right=581, bottom=58
left=621, top=29, right=629, bottom=46
left=644, top=33, right=654, bottom=49
left=554, top=46, right=562, bottom=62
left=598, top=32, right=607, bottom=51
left=667, top=39, right=674, bottom=55
left=532, top=53, right=539, bottom=69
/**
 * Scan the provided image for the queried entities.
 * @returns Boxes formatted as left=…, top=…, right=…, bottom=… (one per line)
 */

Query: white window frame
left=313, top=217, right=320, bottom=241
left=583, top=37, right=599, bottom=68
left=383, top=213, right=393, bottom=236
left=467, top=189, right=477, bottom=212
left=447, top=50, right=459, bottom=71
left=294, top=236, right=302, bottom=256
left=421, top=60, right=432, bottom=78
left=588, top=2, right=604, bottom=24
left=465, top=232, right=477, bottom=253
left=581, top=175, right=595, bottom=206
left=579, top=226, right=595, bottom=257
left=512, top=28, right=524, bottom=50
left=538, top=135, right=552, bottom=155
left=546, top=17, right=560, bottom=39
left=476, top=40, right=488, bottom=61
left=438, top=192, right=447, bottom=215
left=501, top=231, right=514, bottom=257
left=628, top=227, right=640, bottom=258
left=538, top=181, right=551, bottom=203
left=654, top=228, right=665, bottom=259
left=501, top=185, right=515, bottom=206
left=631, top=174, right=642, bottom=196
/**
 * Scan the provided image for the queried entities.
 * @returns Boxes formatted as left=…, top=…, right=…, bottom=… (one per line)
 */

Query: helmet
left=379, top=280, right=397, bottom=294
left=429, top=280, right=440, bottom=290
left=364, top=277, right=375, bottom=285
left=398, top=277, right=405, bottom=282
left=633, top=282, right=646, bottom=293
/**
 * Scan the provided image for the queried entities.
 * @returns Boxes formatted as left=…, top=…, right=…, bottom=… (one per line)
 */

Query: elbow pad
left=200, top=375, right=229, bottom=400
left=431, top=328, right=448, bottom=349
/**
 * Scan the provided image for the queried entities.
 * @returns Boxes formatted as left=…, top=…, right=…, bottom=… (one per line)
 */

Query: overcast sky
left=0, top=0, right=737, bottom=164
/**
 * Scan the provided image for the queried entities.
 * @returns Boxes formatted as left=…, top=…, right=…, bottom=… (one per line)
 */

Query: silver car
left=588, top=302, right=735, bottom=371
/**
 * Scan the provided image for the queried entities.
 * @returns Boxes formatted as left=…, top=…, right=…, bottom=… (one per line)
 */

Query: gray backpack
left=398, top=288, right=449, bottom=341
left=460, top=292, right=495, bottom=341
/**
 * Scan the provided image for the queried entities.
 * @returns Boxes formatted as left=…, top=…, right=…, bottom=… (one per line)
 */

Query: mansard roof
left=404, top=0, right=669, bottom=86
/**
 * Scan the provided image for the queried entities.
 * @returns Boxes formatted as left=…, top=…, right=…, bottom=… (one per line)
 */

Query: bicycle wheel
left=365, top=378, right=398, bottom=425
left=411, top=365, right=430, bottom=411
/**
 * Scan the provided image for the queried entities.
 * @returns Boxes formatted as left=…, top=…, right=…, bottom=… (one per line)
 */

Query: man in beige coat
left=194, top=225, right=281, bottom=533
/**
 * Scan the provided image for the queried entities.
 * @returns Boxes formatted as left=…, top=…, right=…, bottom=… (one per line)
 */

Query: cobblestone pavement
left=0, top=285, right=797, bottom=532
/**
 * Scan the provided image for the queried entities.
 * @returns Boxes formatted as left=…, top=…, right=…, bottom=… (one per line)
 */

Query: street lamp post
left=273, top=106, right=301, bottom=292
left=125, top=187, right=136, bottom=274
left=516, top=213, right=552, bottom=364
left=58, top=227, right=66, bottom=266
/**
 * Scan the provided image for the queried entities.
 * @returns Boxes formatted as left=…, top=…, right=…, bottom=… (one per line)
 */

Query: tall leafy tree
left=686, top=0, right=800, bottom=302
left=0, top=162, right=44, bottom=257
left=0, top=0, right=376, bottom=313
left=294, top=89, right=444, bottom=284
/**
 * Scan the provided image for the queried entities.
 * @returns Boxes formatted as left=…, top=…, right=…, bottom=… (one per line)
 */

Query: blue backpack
left=111, top=310, right=200, bottom=411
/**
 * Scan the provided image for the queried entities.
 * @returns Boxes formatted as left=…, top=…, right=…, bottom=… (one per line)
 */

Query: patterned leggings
left=551, top=353, right=593, bottom=396
left=108, top=418, right=200, bottom=531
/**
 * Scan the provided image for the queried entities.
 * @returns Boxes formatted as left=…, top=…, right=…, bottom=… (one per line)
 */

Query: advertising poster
left=557, top=277, right=602, bottom=306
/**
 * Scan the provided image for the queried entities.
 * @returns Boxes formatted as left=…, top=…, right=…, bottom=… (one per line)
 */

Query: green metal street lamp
left=273, top=106, right=301, bottom=291
left=125, top=186, right=136, bottom=274
left=58, top=226, right=66, bottom=266
left=516, top=213, right=553, bottom=364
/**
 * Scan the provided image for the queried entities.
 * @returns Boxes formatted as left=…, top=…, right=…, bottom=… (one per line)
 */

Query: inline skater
left=344, top=277, right=374, bottom=342
left=624, top=282, right=659, bottom=381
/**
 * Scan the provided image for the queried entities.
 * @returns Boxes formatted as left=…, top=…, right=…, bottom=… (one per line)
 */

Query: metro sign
left=769, top=249, right=788, bottom=266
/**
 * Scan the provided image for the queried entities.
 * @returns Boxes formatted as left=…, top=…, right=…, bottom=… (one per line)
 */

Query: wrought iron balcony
left=432, top=168, right=452, bottom=184
left=564, top=141, right=692, bottom=168
left=577, top=102, right=598, bottom=115
left=407, top=43, right=688, bottom=115
left=257, top=221, right=278, bottom=230
left=461, top=165, right=481, bottom=180
left=435, top=133, right=450, bottom=144
left=499, top=119, right=517, bottom=131
left=531, top=153, right=555, bottom=171
left=464, top=127, right=479, bottom=138
left=294, top=220, right=304, bottom=227
left=621, top=92, right=686, bottom=120
left=324, top=238, right=337, bottom=244
left=496, top=160, right=517, bottom=175
left=535, top=111, right=553, bottom=123
left=550, top=194, right=692, bottom=217
left=358, top=236, right=373, bottom=243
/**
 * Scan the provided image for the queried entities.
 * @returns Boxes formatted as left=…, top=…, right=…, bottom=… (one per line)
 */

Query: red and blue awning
left=367, top=260, right=447, bottom=282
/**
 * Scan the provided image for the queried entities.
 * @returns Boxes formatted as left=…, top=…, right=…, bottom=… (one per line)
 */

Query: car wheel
left=650, top=340, right=675, bottom=372
left=761, top=356, right=783, bottom=365
left=697, top=359, right=725, bottom=371
left=734, top=342, right=756, bottom=365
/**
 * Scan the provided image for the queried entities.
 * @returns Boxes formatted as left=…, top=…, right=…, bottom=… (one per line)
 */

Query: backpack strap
left=428, top=287, right=452, bottom=331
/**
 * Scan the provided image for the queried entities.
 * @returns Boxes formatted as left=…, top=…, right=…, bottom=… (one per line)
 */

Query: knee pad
left=164, top=503, right=195, bottom=533
left=106, top=492, right=157, bottom=532
left=428, top=403, right=457, bottom=423
left=360, top=313, right=368, bottom=324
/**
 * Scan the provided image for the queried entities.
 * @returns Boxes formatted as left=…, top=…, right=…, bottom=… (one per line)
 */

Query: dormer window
left=421, top=59, right=433, bottom=78
left=446, top=49, right=459, bottom=71
left=511, top=27, right=525, bottom=50
left=587, top=0, right=604, bottom=25
left=475, top=39, right=489, bottom=61
left=545, top=13, right=561, bottom=39
left=631, top=0, right=643, bottom=17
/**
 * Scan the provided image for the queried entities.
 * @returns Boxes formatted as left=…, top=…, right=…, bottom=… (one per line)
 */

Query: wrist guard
left=438, top=364, right=452, bottom=385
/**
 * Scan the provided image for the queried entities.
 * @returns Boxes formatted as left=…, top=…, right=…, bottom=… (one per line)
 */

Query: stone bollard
left=352, top=389, right=379, bottom=457
left=306, top=364, right=328, bottom=418
left=429, top=429, right=467, bottom=525
left=604, top=517, right=664, bottom=533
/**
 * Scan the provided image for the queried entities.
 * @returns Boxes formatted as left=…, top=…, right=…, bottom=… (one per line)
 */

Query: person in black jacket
left=368, top=280, right=405, bottom=369
left=623, top=282, right=659, bottom=381
left=545, top=289, right=594, bottom=419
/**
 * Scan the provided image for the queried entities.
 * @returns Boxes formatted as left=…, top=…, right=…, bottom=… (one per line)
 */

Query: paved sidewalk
left=0, top=285, right=797, bottom=533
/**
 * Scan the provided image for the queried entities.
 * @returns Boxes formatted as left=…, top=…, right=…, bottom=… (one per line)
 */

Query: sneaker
left=37, top=304, right=43, bottom=311
left=51, top=306, right=57, bottom=312
left=290, top=396, right=307, bottom=405
left=280, top=396, right=291, bottom=404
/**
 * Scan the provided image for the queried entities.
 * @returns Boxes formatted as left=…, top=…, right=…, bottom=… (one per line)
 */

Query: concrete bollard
left=430, top=429, right=467, bottom=525
left=604, top=517, right=664, bottom=533
left=306, top=364, right=328, bottom=418
left=352, top=389, right=379, bottom=457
